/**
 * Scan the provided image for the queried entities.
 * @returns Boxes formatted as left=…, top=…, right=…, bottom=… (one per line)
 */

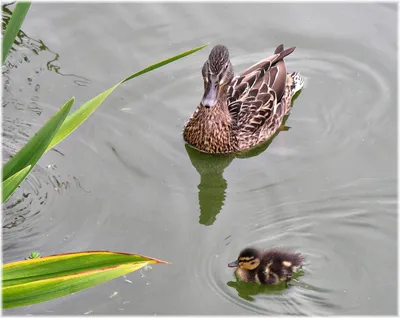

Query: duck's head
left=228, top=247, right=261, bottom=271
left=201, top=45, right=234, bottom=108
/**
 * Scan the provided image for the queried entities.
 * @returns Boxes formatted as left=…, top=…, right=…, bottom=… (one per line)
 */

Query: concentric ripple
left=229, top=44, right=393, bottom=163
left=2, top=2, right=396, bottom=315
left=190, top=176, right=395, bottom=315
left=187, top=44, right=396, bottom=314
left=2, top=107, right=89, bottom=263
left=289, top=48, right=393, bottom=158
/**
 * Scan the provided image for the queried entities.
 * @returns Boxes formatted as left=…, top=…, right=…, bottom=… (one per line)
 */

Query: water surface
left=2, top=3, right=397, bottom=315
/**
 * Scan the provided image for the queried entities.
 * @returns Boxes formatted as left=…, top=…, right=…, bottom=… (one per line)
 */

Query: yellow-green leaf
left=2, top=44, right=207, bottom=202
left=2, top=1, right=31, bottom=64
left=2, top=98, right=75, bottom=197
left=3, top=251, right=170, bottom=309
left=2, top=165, right=31, bottom=203
left=45, top=44, right=208, bottom=152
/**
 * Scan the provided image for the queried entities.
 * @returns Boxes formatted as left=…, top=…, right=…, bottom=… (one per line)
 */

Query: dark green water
left=2, top=2, right=397, bottom=315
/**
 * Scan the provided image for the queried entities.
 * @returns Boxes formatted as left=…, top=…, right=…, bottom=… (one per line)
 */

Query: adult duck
left=183, top=44, right=304, bottom=154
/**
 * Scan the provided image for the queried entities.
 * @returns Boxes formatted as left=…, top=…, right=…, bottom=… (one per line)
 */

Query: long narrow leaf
left=45, top=44, right=208, bottom=152
left=2, top=97, right=74, bottom=184
left=3, top=251, right=170, bottom=309
left=2, top=1, right=31, bottom=64
left=4, top=264, right=142, bottom=309
left=2, top=165, right=31, bottom=202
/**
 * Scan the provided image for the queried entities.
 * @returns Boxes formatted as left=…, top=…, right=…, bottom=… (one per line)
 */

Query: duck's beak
left=201, top=75, right=219, bottom=107
left=228, top=260, right=239, bottom=268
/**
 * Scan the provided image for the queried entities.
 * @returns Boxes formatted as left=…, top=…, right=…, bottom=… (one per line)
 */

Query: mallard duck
left=183, top=44, right=304, bottom=154
left=228, top=247, right=304, bottom=285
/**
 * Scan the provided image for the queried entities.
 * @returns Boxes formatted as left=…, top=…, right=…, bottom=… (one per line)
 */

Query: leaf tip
left=149, top=258, right=171, bottom=265
left=145, top=256, right=172, bottom=265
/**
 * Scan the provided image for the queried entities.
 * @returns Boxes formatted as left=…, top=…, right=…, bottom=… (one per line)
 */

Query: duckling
left=228, top=247, right=304, bottom=285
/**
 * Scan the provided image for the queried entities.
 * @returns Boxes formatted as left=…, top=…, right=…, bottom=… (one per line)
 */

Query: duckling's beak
left=228, top=260, right=239, bottom=268
left=201, top=75, right=219, bottom=107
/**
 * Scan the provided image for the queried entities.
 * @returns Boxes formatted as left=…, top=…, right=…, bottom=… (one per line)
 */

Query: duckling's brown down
left=228, top=247, right=304, bottom=285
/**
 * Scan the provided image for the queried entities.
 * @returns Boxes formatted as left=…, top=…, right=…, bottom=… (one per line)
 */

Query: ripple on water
left=231, top=46, right=392, bottom=160
left=2, top=118, right=87, bottom=262
left=193, top=245, right=336, bottom=315
left=3, top=165, right=64, bottom=261
left=291, top=49, right=392, bottom=156
left=190, top=174, right=395, bottom=314
left=182, top=43, right=395, bottom=314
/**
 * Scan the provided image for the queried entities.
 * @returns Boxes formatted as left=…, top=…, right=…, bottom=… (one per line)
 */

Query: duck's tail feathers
left=276, top=46, right=296, bottom=61
left=275, top=44, right=284, bottom=54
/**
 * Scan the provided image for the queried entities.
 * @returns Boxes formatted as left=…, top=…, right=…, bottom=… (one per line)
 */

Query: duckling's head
left=201, top=45, right=234, bottom=108
left=228, top=247, right=261, bottom=271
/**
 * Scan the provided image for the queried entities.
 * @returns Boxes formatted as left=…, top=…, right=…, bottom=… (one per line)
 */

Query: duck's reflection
left=183, top=91, right=306, bottom=226
left=184, top=120, right=286, bottom=226
left=185, top=144, right=233, bottom=226
left=184, top=92, right=302, bottom=226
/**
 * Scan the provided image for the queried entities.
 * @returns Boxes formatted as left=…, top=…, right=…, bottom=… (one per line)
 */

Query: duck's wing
left=227, top=45, right=296, bottom=133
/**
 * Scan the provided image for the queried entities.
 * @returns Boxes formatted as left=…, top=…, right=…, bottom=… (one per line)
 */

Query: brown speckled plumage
left=183, top=44, right=304, bottom=154
left=228, top=247, right=304, bottom=285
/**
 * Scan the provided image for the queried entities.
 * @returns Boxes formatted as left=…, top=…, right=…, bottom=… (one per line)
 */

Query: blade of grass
left=2, top=1, right=31, bottom=64
left=2, top=165, right=31, bottom=202
left=2, top=97, right=74, bottom=186
left=45, top=44, right=208, bottom=152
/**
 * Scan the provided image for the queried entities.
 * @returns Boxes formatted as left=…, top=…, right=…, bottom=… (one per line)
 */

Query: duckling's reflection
left=227, top=270, right=304, bottom=302
left=227, top=280, right=288, bottom=302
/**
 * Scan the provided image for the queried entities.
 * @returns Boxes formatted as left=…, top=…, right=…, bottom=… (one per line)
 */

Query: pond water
left=2, top=2, right=397, bottom=315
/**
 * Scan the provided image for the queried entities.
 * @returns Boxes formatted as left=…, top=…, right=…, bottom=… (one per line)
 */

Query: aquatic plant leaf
left=2, top=98, right=74, bottom=196
left=45, top=44, right=208, bottom=151
left=3, top=251, right=170, bottom=309
left=2, top=165, right=31, bottom=202
left=2, top=1, right=31, bottom=64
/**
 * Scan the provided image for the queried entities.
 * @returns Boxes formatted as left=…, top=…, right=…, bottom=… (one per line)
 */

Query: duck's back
left=226, top=46, right=300, bottom=150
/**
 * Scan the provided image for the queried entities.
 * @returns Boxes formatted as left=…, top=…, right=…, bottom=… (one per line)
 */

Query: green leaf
left=27, top=251, right=40, bottom=259
left=2, top=97, right=74, bottom=185
left=45, top=44, right=208, bottom=152
left=2, top=165, right=31, bottom=203
left=2, top=44, right=206, bottom=202
left=3, top=251, right=170, bottom=309
left=2, top=1, right=31, bottom=64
